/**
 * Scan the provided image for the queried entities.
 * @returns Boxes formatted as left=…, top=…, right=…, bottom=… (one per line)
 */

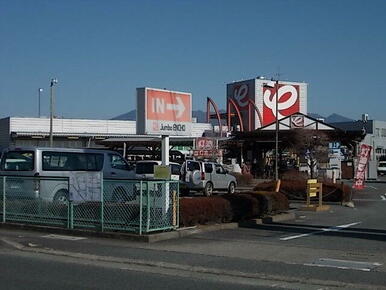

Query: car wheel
left=228, top=182, right=236, bottom=194
left=53, top=190, right=69, bottom=203
left=204, top=182, right=213, bottom=197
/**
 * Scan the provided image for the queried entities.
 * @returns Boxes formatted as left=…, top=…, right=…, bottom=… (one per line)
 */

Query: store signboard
left=290, top=114, right=305, bottom=128
left=353, top=144, right=372, bottom=190
left=226, top=79, right=307, bottom=130
left=154, top=165, right=171, bottom=180
left=196, top=137, right=215, bottom=150
left=263, top=84, right=300, bottom=126
left=137, top=88, right=192, bottom=136
left=193, top=149, right=223, bottom=158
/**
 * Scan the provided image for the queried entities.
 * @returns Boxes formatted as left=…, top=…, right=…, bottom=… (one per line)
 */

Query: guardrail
left=0, top=176, right=179, bottom=234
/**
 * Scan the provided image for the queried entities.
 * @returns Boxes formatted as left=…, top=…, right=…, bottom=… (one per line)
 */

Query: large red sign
left=263, top=84, right=300, bottom=125
left=353, top=144, right=372, bottom=190
left=137, top=87, right=192, bottom=136
left=146, top=89, right=191, bottom=122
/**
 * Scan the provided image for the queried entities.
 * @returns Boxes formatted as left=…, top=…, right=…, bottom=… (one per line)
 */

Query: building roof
left=3, top=117, right=213, bottom=139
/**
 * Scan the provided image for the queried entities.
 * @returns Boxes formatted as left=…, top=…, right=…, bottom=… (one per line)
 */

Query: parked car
left=135, top=160, right=181, bottom=181
left=180, top=160, right=237, bottom=196
left=0, top=147, right=136, bottom=202
left=377, top=161, right=386, bottom=176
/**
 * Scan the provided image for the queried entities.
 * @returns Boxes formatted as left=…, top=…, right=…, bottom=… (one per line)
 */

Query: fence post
left=146, top=181, right=150, bottom=233
left=176, top=181, right=179, bottom=229
left=67, top=201, right=74, bottom=229
left=2, top=176, right=6, bottom=223
left=139, top=181, right=143, bottom=235
left=100, top=173, right=104, bottom=232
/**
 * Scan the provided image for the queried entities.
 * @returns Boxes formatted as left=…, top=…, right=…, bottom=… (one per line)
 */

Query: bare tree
left=290, top=129, right=330, bottom=178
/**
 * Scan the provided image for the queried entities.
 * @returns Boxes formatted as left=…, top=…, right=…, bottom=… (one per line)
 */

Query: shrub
left=222, top=194, right=260, bottom=221
left=179, top=197, right=233, bottom=227
left=244, top=191, right=289, bottom=214
left=230, top=172, right=254, bottom=186
left=179, top=191, right=290, bottom=227
left=254, top=179, right=354, bottom=202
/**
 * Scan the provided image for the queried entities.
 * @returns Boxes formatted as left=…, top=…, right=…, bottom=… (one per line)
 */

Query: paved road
left=0, top=250, right=272, bottom=290
left=0, top=181, right=385, bottom=289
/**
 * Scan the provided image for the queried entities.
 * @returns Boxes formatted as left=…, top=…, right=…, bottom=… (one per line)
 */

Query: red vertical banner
left=353, top=144, right=372, bottom=190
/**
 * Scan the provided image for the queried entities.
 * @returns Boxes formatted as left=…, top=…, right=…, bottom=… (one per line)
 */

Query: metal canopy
left=98, top=135, right=195, bottom=147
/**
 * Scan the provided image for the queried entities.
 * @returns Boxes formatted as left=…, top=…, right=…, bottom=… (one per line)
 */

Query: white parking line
left=305, top=258, right=382, bottom=272
left=280, top=222, right=361, bottom=241
left=42, top=234, right=87, bottom=241
left=366, top=185, right=378, bottom=190
left=381, top=195, right=386, bottom=201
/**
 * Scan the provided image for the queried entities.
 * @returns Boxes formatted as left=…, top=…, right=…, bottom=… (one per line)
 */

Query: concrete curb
left=239, top=211, right=296, bottom=226
left=0, top=222, right=239, bottom=243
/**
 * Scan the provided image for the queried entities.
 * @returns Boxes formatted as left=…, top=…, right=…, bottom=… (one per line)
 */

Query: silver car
left=181, top=160, right=237, bottom=196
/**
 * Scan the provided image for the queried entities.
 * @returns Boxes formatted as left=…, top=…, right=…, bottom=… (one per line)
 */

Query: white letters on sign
left=233, top=84, right=249, bottom=108
left=152, top=96, right=185, bottom=118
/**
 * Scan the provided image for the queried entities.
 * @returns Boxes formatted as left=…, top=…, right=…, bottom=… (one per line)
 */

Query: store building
left=331, top=118, right=386, bottom=161
left=0, top=116, right=213, bottom=151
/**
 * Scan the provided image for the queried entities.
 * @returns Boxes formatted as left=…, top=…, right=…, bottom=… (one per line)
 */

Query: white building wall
left=6, top=117, right=211, bottom=138
left=9, top=118, right=137, bottom=135
left=364, top=120, right=386, bottom=160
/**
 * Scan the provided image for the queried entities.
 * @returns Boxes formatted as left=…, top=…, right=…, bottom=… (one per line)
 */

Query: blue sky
left=1, top=0, right=385, bottom=120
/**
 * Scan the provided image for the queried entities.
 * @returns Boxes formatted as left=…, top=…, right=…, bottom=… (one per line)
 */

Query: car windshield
left=1, top=151, right=34, bottom=171
left=136, top=162, right=157, bottom=174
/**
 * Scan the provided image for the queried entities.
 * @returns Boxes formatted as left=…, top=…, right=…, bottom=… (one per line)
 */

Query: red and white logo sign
left=290, top=115, right=305, bottom=128
left=232, top=84, right=250, bottom=110
left=196, top=138, right=215, bottom=150
left=353, top=144, right=372, bottom=190
left=263, top=84, right=300, bottom=125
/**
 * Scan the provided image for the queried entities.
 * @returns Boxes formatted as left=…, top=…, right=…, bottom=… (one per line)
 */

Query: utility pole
left=38, top=88, right=43, bottom=118
left=275, top=79, right=279, bottom=181
left=49, top=78, right=58, bottom=147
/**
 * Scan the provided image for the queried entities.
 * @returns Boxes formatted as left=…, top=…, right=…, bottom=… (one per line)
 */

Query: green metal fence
left=0, top=176, right=179, bottom=234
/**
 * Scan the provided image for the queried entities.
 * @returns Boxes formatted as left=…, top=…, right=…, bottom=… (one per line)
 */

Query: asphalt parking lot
left=0, top=180, right=385, bottom=289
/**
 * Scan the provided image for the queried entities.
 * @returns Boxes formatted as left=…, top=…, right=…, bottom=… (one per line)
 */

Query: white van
left=0, top=147, right=136, bottom=202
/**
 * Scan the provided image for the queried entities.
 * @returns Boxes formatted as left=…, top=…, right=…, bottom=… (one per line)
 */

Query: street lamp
left=49, top=78, right=58, bottom=147
left=38, top=88, right=43, bottom=118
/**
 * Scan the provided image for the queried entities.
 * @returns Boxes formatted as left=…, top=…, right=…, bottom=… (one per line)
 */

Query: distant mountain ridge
left=308, top=113, right=354, bottom=123
left=112, top=110, right=353, bottom=124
